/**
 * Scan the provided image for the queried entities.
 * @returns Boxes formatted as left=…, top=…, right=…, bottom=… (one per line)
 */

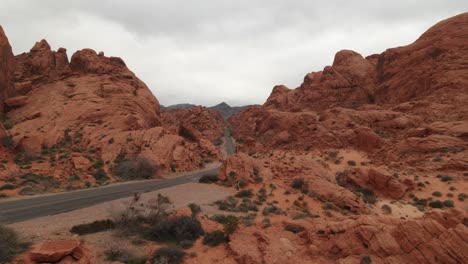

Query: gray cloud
left=1, top=1, right=467, bottom=106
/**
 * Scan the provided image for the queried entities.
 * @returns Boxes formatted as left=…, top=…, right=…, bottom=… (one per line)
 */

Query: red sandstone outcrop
left=161, top=106, right=224, bottom=143
left=0, top=26, right=223, bottom=194
left=230, top=13, right=468, bottom=174
left=12, top=240, right=91, bottom=264
left=228, top=209, right=467, bottom=264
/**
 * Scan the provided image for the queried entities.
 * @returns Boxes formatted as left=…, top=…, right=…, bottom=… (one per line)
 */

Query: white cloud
left=1, top=1, right=467, bottom=106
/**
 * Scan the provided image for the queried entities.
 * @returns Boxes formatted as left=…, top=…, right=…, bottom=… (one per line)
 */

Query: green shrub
left=381, top=204, right=392, bottom=214
left=115, top=158, right=157, bottom=180
left=0, top=184, right=16, bottom=191
left=291, top=178, right=305, bottom=189
left=147, top=216, right=204, bottom=244
left=284, top=224, right=304, bottom=234
left=199, top=174, right=218, bottom=183
left=439, top=175, right=453, bottom=182
left=443, top=200, right=454, bottom=208
left=1, top=136, right=14, bottom=150
left=104, top=247, right=146, bottom=264
left=262, top=204, right=283, bottom=216
left=432, top=191, right=442, bottom=197
left=458, top=193, right=467, bottom=201
left=92, top=168, right=109, bottom=184
left=347, top=160, right=356, bottom=166
left=261, top=218, right=271, bottom=229
left=0, top=225, right=29, bottom=262
left=213, top=138, right=223, bottom=146
left=360, top=256, right=372, bottom=264
left=228, top=171, right=237, bottom=179
left=210, top=215, right=239, bottom=234
left=153, top=246, right=185, bottom=264
left=429, top=200, right=443, bottom=208
left=70, top=219, right=115, bottom=235
left=188, top=203, right=201, bottom=216
left=357, top=188, right=376, bottom=204
left=203, top=231, right=226, bottom=247
left=235, top=189, right=254, bottom=198
left=179, top=240, right=194, bottom=249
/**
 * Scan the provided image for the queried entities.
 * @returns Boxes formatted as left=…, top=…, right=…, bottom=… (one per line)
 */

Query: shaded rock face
left=0, top=26, right=15, bottom=113
left=0, top=26, right=223, bottom=193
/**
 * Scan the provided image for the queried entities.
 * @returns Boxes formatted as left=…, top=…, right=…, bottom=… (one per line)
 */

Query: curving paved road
left=0, top=127, right=236, bottom=224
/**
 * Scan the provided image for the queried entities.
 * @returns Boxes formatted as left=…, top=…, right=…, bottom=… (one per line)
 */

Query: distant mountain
left=161, top=102, right=256, bottom=119
left=160, top=103, right=197, bottom=110
left=209, top=102, right=251, bottom=119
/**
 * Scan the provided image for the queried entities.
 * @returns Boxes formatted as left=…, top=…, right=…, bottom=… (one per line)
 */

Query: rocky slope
left=0, top=28, right=223, bottom=197
left=222, top=13, right=468, bottom=263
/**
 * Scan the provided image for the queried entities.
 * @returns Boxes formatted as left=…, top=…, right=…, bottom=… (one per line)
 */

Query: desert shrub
left=93, top=168, right=109, bottom=184
left=237, top=198, right=258, bottom=212
left=228, top=171, right=237, bottom=179
left=322, top=202, right=336, bottom=210
left=261, top=218, right=271, bottom=228
left=199, top=174, right=218, bottom=183
left=432, top=191, right=442, bottom=197
left=328, top=151, right=338, bottom=158
left=153, top=246, right=185, bottom=264
left=108, top=138, right=115, bottom=144
left=429, top=200, right=443, bottom=208
left=235, top=189, right=254, bottom=198
left=215, top=196, right=238, bottom=211
left=0, top=225, right=29, bottom=262
left=262, top=204, right=284, bottom=216
left=439, top=175, right=453, bottom=182
left=147, top=216, right=204, bottom=243
left=1, top=136, right=14, bottom=150
left=381, top=204, right=392, bottom=215
left=0, top=184, right=16, bottom=191
left=70, top=219, right=115, bottom=235
left=179, top=239, right=194, bottom=249
left=357, top=188, right=376, bottom=204
left=257, top=187, right=267, bottom=202
left=284, top=224, right=304, bottom=234
left=213, top=137, right=223, bottom=146
left=347, top=160, right=357, bottom=166
left=443, top=200, right=454, bottom=208
left=210, top=215, right=239, bottom=234
left=203, top=231, right=226, bottom=247
left=188, top=203, right=201, bottom=216
left=284, top=190, right=291, bottom=195
left=115, top=158, right=157, bottom=180
left=458, top=193, right=467, bottom=201
left=104, top=247, right=146, bottom=264
left=360, top=255, right=372, bottom=264
left=291, top=178, right=305, bottom=189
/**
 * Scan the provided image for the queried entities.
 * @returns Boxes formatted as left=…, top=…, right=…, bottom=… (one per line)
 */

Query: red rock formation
left=228, top=209, right=467, bottom=264
left=0, top=26, right=223, bottom=194
left=230, top=13, right=468, bottom=173
left=13, top=240, right=91, bottom=264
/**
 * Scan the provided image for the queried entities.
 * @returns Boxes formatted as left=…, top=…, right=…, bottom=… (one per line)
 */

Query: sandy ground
left=8, top=182, right=235, bottom=263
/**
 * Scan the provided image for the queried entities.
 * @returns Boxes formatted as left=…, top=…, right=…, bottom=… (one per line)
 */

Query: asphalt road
left=0, top=127, right=236, bottom=224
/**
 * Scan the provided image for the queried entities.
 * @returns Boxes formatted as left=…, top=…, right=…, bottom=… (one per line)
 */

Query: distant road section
left=224, top=126, right=236, bottom=155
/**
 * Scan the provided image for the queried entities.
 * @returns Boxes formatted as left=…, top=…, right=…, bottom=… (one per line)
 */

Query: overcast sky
left=1, top=1, right=466, bottom=106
